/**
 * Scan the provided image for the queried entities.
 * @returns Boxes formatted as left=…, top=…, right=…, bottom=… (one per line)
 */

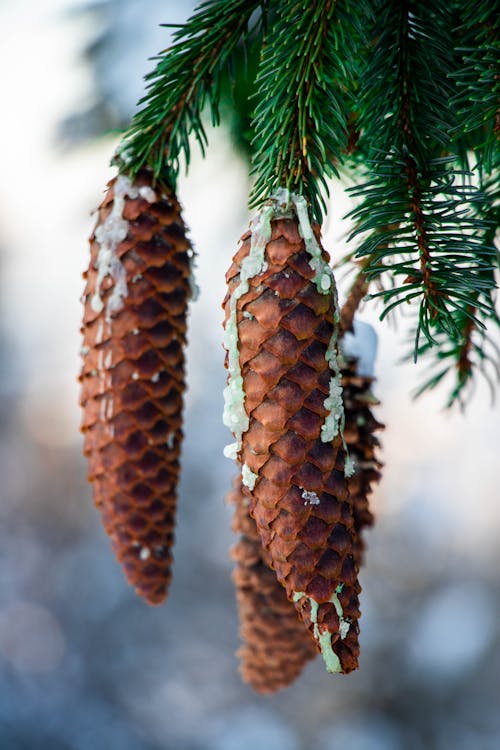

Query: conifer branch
left=451, top=0, right=500, bottom=170
left=404, top=156, right=440, bottom=322
left=348, top=1, right=497, bottom=364
left=340, top=267, right=369, bottom=334
left=249, top=0, right=366, bottom=221
left=456, top=310, right=476, bottom=385
left=118, top=0, right=263, bottom=184
left=104, top=0, right=498, bottom=405
left=411, top=162, right=499, bottom=404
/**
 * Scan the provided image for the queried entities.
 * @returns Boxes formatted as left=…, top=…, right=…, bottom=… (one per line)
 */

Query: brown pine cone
left=223, top=196, right=361, bottom=674
left=342, top=369, right=384, bottom=564
left=341, top=323, right=384, bottom=565
left=79, top=169, right=193, bottom=605
left=228, top=476, right=317, bottom=693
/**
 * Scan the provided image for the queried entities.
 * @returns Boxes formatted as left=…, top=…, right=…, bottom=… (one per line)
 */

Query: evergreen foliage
left=413, top=166, right=500, bottom=407
left=248, top=0, right=365, bottom=221
left=116, top=0, right=499, bottom=405
left=349, top=0, right=498, bottom=399
left=119, top=0, right=263, bottom=184
left=451, top=0, right=500, bottom=171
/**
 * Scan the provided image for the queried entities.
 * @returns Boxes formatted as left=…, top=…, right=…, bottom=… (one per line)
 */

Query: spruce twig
left=249, top=0, right=366, bottom=221
left=411, top=163, right=499, bottom=405
left=451, top=0, right=500, bottom=171
left=347, top=0, right=498, bottom=373
left=118, top=0, right=264, bottom=184
left=340, top=267, right=369, bottom=334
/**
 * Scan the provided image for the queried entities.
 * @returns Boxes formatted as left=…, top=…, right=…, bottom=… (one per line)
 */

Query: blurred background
left=0, top=1, right=499, bottom=748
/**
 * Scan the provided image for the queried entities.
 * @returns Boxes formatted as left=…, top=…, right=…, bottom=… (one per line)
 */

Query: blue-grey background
left=0, top=2, right=498, bottom=748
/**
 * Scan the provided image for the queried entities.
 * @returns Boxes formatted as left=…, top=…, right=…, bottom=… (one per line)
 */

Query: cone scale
left=223, top=192, right=361, bottom=674
left=80, top=169, right=193, bottom=605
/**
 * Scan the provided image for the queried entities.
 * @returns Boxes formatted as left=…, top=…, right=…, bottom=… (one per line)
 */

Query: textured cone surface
left=342, top=359, right=384, bottom=565
left=223, top=218, right=361, bottom=673
left=80, top=170, right=191, bottom=604
left=228, top=476, right=316, bottom=693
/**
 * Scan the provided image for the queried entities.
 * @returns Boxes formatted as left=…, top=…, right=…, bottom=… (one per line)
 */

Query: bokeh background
left=0, top=1, right=499, bottom=748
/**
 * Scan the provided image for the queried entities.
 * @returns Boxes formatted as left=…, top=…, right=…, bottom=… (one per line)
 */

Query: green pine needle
left=344, top=0, right=499, bottom=404
left=117, top=0, right=263, bottom=185
left=451, top=0, right=500, bottom=171
left=249, top=0, right=367, bottom=222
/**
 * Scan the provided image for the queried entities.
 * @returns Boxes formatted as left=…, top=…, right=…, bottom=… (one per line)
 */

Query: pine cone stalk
left=229, top=476, right=317, bottom=693
left=80, top=169, right=194, bottom=605
left=223, top=191, right=361, bottom=674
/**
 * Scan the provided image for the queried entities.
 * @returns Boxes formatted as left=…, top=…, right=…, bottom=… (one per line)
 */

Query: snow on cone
left=341, top=321, right=384, bottom=565
left=79, top=169, right=194, bottom=605
left=222, top=191, right=361, bottom=674
left=228, top=476, right=316, bottom=693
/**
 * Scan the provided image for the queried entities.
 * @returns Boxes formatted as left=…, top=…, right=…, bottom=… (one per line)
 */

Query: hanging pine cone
left=223, top=193, right=361, bottom=674
left=79, top=169, right=193, bottom=605
left=228, top=476, right=316, bottom=693
left=340, top=321, right=384, bottom=565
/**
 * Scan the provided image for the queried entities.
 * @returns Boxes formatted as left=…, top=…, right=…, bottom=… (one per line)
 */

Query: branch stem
left=340, top=268, right=369, bottom=334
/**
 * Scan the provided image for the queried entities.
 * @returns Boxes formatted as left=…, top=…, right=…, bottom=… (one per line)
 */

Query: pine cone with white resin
left=228, top=476, right=316, bottom=693
left=223, top=208, right=361, bottom=674
left=79, top=169, right=193, bottom=605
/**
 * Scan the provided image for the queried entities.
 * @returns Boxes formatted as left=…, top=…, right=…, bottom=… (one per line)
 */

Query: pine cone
left=342, top=358, right=384, bottom=565
left=79, top=170, right=193, bottom=605
left=228, top=476, right=316, bottom=693
left=223, top=198, right=361, bottom=673
left=340, top=321, right=384, bottom=565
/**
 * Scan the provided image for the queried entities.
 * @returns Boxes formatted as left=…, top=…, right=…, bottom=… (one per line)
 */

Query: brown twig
left=404, top=155, right=440, bottom=317
left=457, top=308, right=476, bottom=383
left=340, top=268, right=369, bottom=335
